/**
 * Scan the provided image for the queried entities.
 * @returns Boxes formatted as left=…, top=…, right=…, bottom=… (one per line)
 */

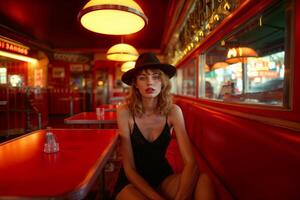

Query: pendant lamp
left=78, top=0, right=148, bottom=35
left=121, top=61, right=135, bottom=72
left=211, top=62, right=229, bottom=70
left=107, top=43, right=139, bottom=61
left=226, top=47, right=258, bottom=64
left=204, top=64, right=210, bottom=72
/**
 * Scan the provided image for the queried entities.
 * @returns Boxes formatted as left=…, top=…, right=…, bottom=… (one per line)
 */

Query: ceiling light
left=204, top=64, right=210, bottom=72
left=212, top=62, right=229, bottom=70
left=107, top=43, right=139, bottom=61
left=78, top=0, right=148, bottom=35
left=0, top=50, right=38, bottom=63
left=226, top=47, right=258, bottom=63
left=121, top=61, right=135, bottom=72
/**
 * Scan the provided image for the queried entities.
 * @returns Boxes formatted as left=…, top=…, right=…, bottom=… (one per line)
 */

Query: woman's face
left=135, top=69, right=162, bottom=98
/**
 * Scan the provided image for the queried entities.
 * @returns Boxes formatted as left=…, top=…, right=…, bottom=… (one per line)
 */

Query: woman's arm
left=117, top=105, right=165, bottom=200
left=169, top=104, right=200, bottom=200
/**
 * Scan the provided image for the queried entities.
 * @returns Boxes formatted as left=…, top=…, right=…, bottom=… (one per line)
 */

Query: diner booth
left=0, top=0, right=299, bottom=199
left=167, top=0, right=300, bottom=200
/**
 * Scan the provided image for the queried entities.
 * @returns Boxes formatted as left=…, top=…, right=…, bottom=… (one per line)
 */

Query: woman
left=115, top=52, right=215, bottom=200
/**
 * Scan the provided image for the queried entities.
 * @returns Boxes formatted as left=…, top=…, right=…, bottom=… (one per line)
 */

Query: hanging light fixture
left=204, top=64, right=210, bottom=72
left=212, top=62, right=229, bottom=70
left=107, top=43, right=139, bottom=61
left=78, top=0, right=148, bottom=35
left=226, top=47, right=258, bottom=64
left=121, top=61, right=135, bottom=72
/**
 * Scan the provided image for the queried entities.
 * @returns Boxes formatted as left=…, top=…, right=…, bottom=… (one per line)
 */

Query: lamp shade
left=212, top=62, right=229, bottom=70
left=121, top=61, right=135, bottom=72
left=226, top=47, right=258, bottom=63
left=78, top=0, right=148, bottom=35
left=205, top=64, right=210, bottom=72
left=107, top=43, right=139, bottom=61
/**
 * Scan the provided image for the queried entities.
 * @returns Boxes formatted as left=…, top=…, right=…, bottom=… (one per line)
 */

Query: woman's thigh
left=159, top=174, right=181, bottom=200
left=116, top=184, right=148, bottom=200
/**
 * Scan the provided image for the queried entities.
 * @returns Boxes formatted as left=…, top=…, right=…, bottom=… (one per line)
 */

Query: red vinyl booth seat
left=165, top=98, right=300, bottom=200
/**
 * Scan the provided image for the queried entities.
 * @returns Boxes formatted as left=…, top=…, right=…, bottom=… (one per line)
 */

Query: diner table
left=96, top=104, right=117, bottom=112
left=0, top=129, right=119, bottom=200
left=64, top=111, right=117, bottom=128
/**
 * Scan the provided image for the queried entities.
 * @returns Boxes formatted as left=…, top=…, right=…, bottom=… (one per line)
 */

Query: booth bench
left=165, top=97, right=300, bottom=200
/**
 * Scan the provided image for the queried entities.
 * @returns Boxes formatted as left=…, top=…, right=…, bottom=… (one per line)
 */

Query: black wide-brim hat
left=121, top=52, right=176, bottom=85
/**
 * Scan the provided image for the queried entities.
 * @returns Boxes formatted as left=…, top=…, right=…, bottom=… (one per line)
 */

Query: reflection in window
left=177, top=59, right=196, bottom=97
left=201, top=1, right=290, bottom=106
left=205, top=63, right=242, bottom=99
left=170, top=76, right=177, bottom=94
left=247, top=52, right=284, bottom=92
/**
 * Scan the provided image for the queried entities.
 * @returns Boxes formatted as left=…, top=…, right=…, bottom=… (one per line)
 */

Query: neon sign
left=0, top=37, right=29, bottom=55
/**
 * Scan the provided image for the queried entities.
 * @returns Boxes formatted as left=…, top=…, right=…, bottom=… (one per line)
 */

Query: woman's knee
left=116, top=184, right=148, bottom=200
left=159, top=174, right=181, bottom=200
left=194, top=173, right=216, bottom=200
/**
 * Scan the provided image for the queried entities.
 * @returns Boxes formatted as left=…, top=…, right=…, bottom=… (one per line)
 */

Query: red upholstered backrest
left=170, top=98, right=300, bottom=200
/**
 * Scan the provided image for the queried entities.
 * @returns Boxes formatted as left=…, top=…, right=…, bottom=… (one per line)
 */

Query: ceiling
left=0, top=0, right=177, bottom=54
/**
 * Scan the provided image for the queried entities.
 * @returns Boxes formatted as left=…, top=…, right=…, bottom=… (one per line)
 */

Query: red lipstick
left=145, top=88, right=155, bottom=93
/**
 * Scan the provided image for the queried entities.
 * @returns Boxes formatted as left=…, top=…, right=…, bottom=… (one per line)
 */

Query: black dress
left=114, top=116, right=173, bottom=195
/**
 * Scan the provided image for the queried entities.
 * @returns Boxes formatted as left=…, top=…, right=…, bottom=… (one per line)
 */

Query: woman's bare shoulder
left=117, top=104, right=133, bottom=136
left=117, top=103, right=130, bottom=115
left=167, top=104, right=185, bottom=132
left=169, top=104, right=183, bottom=115
left=167, top=104, right=183, bottom=123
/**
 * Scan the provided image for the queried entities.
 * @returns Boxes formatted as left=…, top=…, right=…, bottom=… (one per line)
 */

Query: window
left=177, top=59, right=196, bottom=97
left=170, top=76, right=177, bottom=94
left=200, top=0, right=291, bottom=106
left=0, top=67, right=7, bottom=84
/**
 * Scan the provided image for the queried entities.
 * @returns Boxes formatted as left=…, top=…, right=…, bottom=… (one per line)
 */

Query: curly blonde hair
left=126, top=68, right=173, bottom=117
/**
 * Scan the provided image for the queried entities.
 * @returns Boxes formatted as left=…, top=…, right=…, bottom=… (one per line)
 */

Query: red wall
left=48, top=61, right=70, bottom=88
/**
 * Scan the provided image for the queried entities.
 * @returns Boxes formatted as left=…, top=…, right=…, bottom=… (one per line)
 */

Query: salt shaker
left=44, top=127, right=59, bottom=153
left=96, top=107, right=105, bottom=118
